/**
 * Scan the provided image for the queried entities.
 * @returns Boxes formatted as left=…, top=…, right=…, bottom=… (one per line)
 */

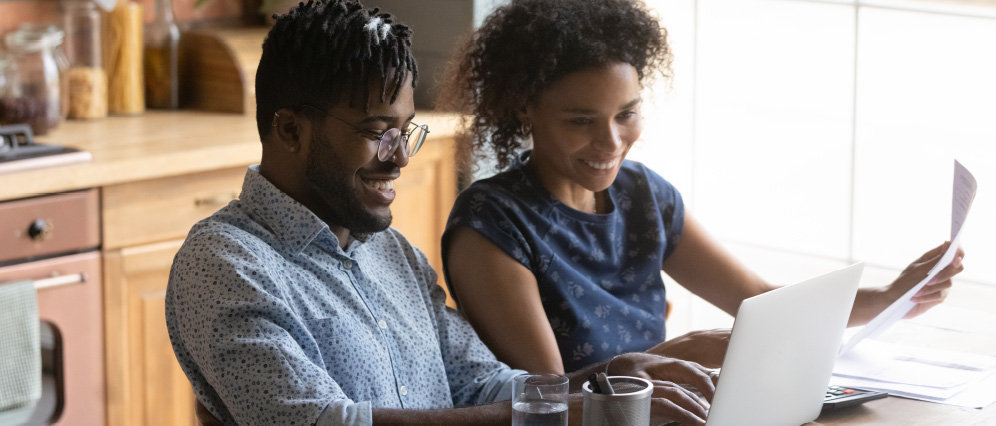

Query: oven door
left=0, top=251, right=105, bottom=426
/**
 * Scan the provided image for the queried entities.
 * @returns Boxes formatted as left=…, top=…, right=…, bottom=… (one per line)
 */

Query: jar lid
left=61, top=0, right=97, bottom=10
left=5, top=25, right=65, bottom=52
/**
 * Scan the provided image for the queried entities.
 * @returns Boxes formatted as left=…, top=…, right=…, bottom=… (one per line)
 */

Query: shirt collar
left=239, top=165, right=341, bottom=254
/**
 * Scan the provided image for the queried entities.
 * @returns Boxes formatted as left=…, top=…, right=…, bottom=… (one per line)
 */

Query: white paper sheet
left=906, top=304, right=996, bottom=337
left=831, top=369, right=996, bottom=409
left=830, top=375, right=971, bottom=400
left=839, top=160, right=977, bottom=356
left=834, top=339, right=996, bottom=389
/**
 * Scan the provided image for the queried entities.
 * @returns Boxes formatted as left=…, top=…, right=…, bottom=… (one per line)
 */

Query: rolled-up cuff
left=316, top=399, right=371, bottom=426
left=476, top=368, right=529, bottom=405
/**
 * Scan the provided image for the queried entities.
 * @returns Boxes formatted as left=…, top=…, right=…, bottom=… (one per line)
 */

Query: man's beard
left=305, top=132, right=393, bottom=238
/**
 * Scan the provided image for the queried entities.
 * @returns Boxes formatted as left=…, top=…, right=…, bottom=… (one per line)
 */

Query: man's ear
left=271, top=108, right=311, bottom=153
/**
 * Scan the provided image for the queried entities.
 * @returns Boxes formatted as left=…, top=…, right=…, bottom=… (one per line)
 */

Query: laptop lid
left=705, top=263, right=864, bottom=426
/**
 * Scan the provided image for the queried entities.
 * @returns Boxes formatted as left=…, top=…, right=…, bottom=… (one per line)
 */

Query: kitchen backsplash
left=0, top=0, right=257, bottom=37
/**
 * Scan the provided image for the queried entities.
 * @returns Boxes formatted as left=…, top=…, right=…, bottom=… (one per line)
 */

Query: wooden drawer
left=102, top=166, right=246, bottom=249
left=0, top=189, right=100, bottom=264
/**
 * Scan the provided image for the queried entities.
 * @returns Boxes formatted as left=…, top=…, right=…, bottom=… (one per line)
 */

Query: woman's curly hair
left=437, top=0, right=672, bottom=179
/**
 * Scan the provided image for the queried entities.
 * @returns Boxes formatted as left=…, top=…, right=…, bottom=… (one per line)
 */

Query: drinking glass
left=512, top=373, right=569, bottom=426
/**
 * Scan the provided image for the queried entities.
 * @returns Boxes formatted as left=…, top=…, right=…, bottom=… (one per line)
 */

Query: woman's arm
left=662, top=212, right=776, bottom=316
left=650, top=212, right=773, bottom=366
left=663, top=213, right=965, bottom=327
left=445, top=226, right=566, bottom=374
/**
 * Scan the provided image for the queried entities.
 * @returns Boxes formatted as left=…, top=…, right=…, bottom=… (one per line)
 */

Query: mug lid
left=582, top=376, right=653, bottom=401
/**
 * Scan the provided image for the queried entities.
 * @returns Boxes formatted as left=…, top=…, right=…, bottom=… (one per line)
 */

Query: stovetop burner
left=1, top=124, right=64, bottom=159
left=0, top=123, right=92, bottom=173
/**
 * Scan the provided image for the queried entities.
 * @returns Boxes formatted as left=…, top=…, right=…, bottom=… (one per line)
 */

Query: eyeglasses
left=299, top=105, right=429, bottom=162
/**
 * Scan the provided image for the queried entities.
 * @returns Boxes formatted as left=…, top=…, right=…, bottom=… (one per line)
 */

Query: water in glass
left=512, top=400, right=567, bottom=426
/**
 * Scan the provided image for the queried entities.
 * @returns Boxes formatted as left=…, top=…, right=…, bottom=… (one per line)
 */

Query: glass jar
left=0, top=52, right=9, bottom=99
left=2, top=25, right=68, bottom=135
left=63, top=0, right=107, bottom=119
left=144, top=0, right=180, bottom=109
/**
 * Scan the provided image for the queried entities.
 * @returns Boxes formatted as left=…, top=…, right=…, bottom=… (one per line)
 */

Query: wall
left=366, top=0, right=476, bottom=109
left=363, top=0, right=510, bottom=109
left=0, top=0, right=256, bottom=39
left=636, top=0, right=996, bottom=336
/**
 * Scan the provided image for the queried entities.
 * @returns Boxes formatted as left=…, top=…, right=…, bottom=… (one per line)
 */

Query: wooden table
left=809, top=305, right=996, bottom=425
left=810, top=394, right=995, bottom=425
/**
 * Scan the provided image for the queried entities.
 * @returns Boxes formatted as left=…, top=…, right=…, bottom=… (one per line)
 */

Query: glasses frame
left=297, top=104, right=429, bottom=162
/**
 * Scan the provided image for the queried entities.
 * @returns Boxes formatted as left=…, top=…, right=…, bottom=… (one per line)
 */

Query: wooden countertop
left=1, top=110, right=462, bottom=202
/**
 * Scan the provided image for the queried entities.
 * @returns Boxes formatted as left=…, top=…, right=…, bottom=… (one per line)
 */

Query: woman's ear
left=516, top=104, right=534, bottom=137
left=271, top=108, right=311, bottom=153
left=516, top=104, right=533, bottom=127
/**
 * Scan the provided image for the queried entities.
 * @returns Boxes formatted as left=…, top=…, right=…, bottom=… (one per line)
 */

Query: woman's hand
left=645, top=329, right=731, bottom=369
left=886, top=242, right=965, bottom=319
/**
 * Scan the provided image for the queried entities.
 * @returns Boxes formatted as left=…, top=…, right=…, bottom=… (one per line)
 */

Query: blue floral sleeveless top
left=442, top=151, right=684, bottom=372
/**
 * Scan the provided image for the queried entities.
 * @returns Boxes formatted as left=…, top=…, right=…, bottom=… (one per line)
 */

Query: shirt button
left=342, top=259, right=353, bottom=269
left=399, top=385, right=408, bottom=396
left=378, top=320, right=388, bottom=330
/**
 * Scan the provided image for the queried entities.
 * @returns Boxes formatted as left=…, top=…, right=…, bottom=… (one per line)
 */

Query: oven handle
left=34, top=273, right=87, bottom=290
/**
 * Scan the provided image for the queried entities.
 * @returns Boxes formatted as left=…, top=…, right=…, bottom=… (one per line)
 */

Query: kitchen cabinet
left=104, top=240, right=196, bottom=426
left=102, top=167, right=247, bottom=426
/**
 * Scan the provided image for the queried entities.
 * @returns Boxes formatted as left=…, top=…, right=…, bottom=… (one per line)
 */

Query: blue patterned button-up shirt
left=166, top=166, right=523, bottom=426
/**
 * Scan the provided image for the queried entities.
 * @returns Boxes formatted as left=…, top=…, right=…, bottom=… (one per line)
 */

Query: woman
left=437, top=0, right=964, bottom=375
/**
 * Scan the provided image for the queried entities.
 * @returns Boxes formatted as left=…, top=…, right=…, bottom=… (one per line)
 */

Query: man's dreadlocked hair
left=255, top=0, right=418, bottom=138
left=437, top=0, right=671, bottom=178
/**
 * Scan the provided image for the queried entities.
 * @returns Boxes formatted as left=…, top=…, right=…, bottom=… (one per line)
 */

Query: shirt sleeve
left=316, top=400, right=371, bottom=426
left=643, top=165, right=685, bottom=259
left=167, top=229, right=369, bottom=426
left=442, top=186, right=536, bottom=302
left=407, top=238, right=527, bottom=407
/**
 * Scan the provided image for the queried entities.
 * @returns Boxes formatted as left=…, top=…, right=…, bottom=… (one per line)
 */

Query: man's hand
left=645, top=329, right=731, bottom=369
left=564, top=377, right=710, bottom=426
left=649, top=380, right=710, bottom=426
left=576, top=353, right=717, bottom=425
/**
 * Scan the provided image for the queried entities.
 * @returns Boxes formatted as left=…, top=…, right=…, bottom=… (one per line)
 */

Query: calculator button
left=843, top=389, right=855, bottom=394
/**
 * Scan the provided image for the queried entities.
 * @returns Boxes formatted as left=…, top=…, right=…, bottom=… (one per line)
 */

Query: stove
left=0, top=124, right=92, bottom=174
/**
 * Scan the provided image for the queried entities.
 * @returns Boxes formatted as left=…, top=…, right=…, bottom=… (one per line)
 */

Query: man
left=165, top=1, right=715, bottom=425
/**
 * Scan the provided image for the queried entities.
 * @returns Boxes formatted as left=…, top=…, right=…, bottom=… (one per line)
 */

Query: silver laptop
left=705, top=263, right=864, bottom=426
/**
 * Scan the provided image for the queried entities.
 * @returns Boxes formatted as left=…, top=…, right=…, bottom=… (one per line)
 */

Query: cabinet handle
left=33, top=273, right=87, bottom=290
left=194, top=193, right=237, bottom=207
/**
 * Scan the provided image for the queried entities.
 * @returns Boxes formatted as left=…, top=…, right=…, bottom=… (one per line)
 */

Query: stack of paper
left=832, top=339, right=996, bottom=408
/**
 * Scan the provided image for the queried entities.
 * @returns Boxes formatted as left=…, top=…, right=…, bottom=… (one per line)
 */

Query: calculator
left=822, top=385, right=888, bottom=411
